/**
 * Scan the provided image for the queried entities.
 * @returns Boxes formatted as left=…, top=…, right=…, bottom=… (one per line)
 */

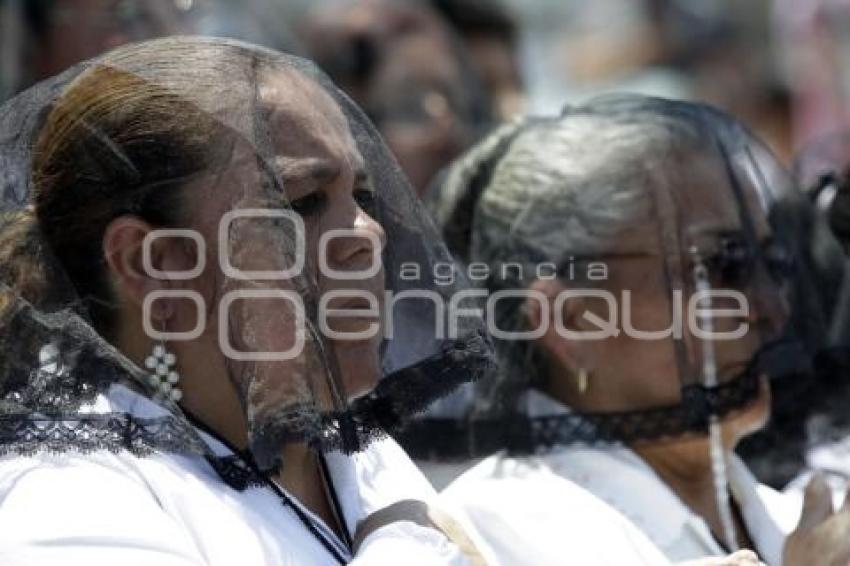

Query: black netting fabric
left=0, top=36, right=493, bottom=471
left=400, top=94, right=832, bottom=458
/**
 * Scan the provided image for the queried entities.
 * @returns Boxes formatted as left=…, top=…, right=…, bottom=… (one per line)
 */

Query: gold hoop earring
left=577, top=368, right=589, bottom=395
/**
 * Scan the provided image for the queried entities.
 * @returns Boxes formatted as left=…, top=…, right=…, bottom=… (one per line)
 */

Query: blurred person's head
left=11, top=0, right=205, bottom=90
left=651, top=2, right=792, bottom=161
left=429, top=0, right=523, bottom=119
left=298, top=0, right=493, bottom=196
left=794, top=132, right=850, bottom=253
left=2, top=0, right=300, bottom=100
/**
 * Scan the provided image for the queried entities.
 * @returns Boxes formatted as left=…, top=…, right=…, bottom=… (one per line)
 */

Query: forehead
left=378, top=33, right=463, bottom=86
left=255, top=66, right=363, bottom=170
left=664, top=144, right=773, bottom=243
left=188, top=66, right=369, bottom=213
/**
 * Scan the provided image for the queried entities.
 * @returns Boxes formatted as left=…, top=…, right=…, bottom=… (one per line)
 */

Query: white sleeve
left=351, top=521, right=469, bottom=566
left=0, top=455, right=207, bottom=566
left=441, top=467, right=674, bottom=566
left=324, top=437, right=471, bottom=565
left=325, top=437, right=442, bottom=528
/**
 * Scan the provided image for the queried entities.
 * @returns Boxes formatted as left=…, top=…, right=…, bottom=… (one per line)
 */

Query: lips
left=327, top=296, right=381, bottom=318
left=337, top=296, right=373, bottom=309
left=716, top=361, right=751, bottom=380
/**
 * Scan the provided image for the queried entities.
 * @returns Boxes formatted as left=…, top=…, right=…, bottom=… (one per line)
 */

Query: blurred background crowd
left=7, top=0, right=846, bottom=187
left=4, top=0, right=850, bottom=493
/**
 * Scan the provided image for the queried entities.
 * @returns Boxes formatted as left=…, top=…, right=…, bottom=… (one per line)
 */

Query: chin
left=335, top=341, right=381, bottom=400
left=722, top=376, right=771, bottom=444
left=344, top=368, right=380, bottom=400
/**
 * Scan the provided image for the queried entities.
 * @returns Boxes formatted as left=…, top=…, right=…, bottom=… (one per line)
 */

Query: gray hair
left=429, top=94, right=720, bottom=417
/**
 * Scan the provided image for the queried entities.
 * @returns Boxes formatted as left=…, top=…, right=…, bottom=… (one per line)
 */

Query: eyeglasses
left=696, top=236, right=796, bottom=288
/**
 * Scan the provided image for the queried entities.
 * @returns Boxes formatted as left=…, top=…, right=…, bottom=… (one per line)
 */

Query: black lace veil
left=0, top=37, right=493, bottom=471
left=400, top=95, right=831, bottom=460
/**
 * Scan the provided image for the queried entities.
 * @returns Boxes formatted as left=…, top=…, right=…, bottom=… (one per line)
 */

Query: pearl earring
left=144, top=339, right=182, bottom=403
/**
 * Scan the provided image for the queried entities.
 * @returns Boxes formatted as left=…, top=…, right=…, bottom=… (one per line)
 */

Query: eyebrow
left=689, top=226, right=774, bottom=248
left=272, top=156, right=369, bottom=187
left=689, top=226, right=746, bottom=237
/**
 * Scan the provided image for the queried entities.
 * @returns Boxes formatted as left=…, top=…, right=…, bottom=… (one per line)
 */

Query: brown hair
left=0, top=38, right=253, bottom=336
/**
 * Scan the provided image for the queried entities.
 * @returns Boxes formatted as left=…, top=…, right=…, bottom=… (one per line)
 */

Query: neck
left=636, top=437, right=718, bottom=508
left=634, top=435, right=748, bottom=549
left=276, top=443, right=343, bottom=539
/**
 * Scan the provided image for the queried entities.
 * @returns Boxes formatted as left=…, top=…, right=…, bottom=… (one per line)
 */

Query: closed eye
left=700, top=236, right=754, bottom=286
left=354, top=187, right=377, bottom=212
left=288, top=191, right=328, bottom=217
left=763, top=240, right=796, bottom=282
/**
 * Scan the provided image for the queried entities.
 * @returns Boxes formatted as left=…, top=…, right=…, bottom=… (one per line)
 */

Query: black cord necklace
left=263, top=471, right=349, bottom=564
left=182, top=411, right=349, bottom=564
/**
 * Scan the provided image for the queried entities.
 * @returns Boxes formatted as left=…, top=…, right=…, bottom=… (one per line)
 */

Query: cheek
left=333, top=340, right=382, bottom=399
left=710, top=333, right=762, bottom=358
left=303, top=225, right=321, bottom=280
left=610, top=337, right=682, bottom=397
left=574, top=324, right=682, bottom=412
left=224, top=296, right=303, bottom=354
left=723, top=377, right=770, bottom=439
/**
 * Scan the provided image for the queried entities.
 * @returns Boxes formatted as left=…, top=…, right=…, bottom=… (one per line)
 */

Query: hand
left=784, top=474, right=850, bottom=566
left=354, top=499, right=486, bottom=565
left=676, top=549, right=762, bottom=565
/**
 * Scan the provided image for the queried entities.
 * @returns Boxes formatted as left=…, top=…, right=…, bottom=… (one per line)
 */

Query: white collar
left=544, top=444, right=787, bottom=563
left=519, top=391, right=788, bottom=563
left=95, top=384, right=354, bottom=559
left=88, top=383, right=234, bottom=457
left=522, top=389, right=573, bottom=417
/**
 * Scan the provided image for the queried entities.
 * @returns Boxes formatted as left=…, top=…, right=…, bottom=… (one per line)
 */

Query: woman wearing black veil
left=0, top=37, right=491, bottom=565
left=404, top=95, right=850, bottom=565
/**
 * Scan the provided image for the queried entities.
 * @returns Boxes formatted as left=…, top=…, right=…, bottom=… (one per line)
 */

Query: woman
left=0, top=37, right=492, bottom=565
left=297, top=0, right=493, bottom=196
left=408, top=95, right=850, bottom=565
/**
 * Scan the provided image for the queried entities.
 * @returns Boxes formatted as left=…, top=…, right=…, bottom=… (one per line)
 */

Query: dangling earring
left=576, top=368, right=589, bottom=395
left=144, top=325, right=182, bottom=402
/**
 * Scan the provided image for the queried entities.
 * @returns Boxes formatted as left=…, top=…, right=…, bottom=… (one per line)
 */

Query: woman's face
left=371, top=33, right=476, bottom=195
left=548, top=147, right=788, bottom=440
left=175, top=66, right=387, bottom=413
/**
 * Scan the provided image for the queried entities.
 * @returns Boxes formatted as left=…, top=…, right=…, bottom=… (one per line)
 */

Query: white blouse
left=540, top=445, right=798, bottom=565
left=441, top=450, right=674, bottom=566
left=439, top=392, right=799, bottom=566
left=784, top=434, right=850, bottom=511
left=441, top=445, right=800, bottom=566
left=0, top=385, right=468, bottom=566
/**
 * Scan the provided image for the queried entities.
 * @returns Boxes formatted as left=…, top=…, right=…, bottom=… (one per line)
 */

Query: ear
left=102, top=216, right=188, bottom=320
left=525, top=278, right=588, bottom=375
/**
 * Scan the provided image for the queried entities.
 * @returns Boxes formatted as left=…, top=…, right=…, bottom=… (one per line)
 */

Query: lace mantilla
left=399, top=369, right=761, bottom=459
left=0, top=412, right=206, bottom=457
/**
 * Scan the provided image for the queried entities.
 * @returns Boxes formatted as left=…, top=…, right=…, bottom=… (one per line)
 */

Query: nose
left=748, top=286, right=789, bottom=341
left=327, top=207, right=386, bottom=271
